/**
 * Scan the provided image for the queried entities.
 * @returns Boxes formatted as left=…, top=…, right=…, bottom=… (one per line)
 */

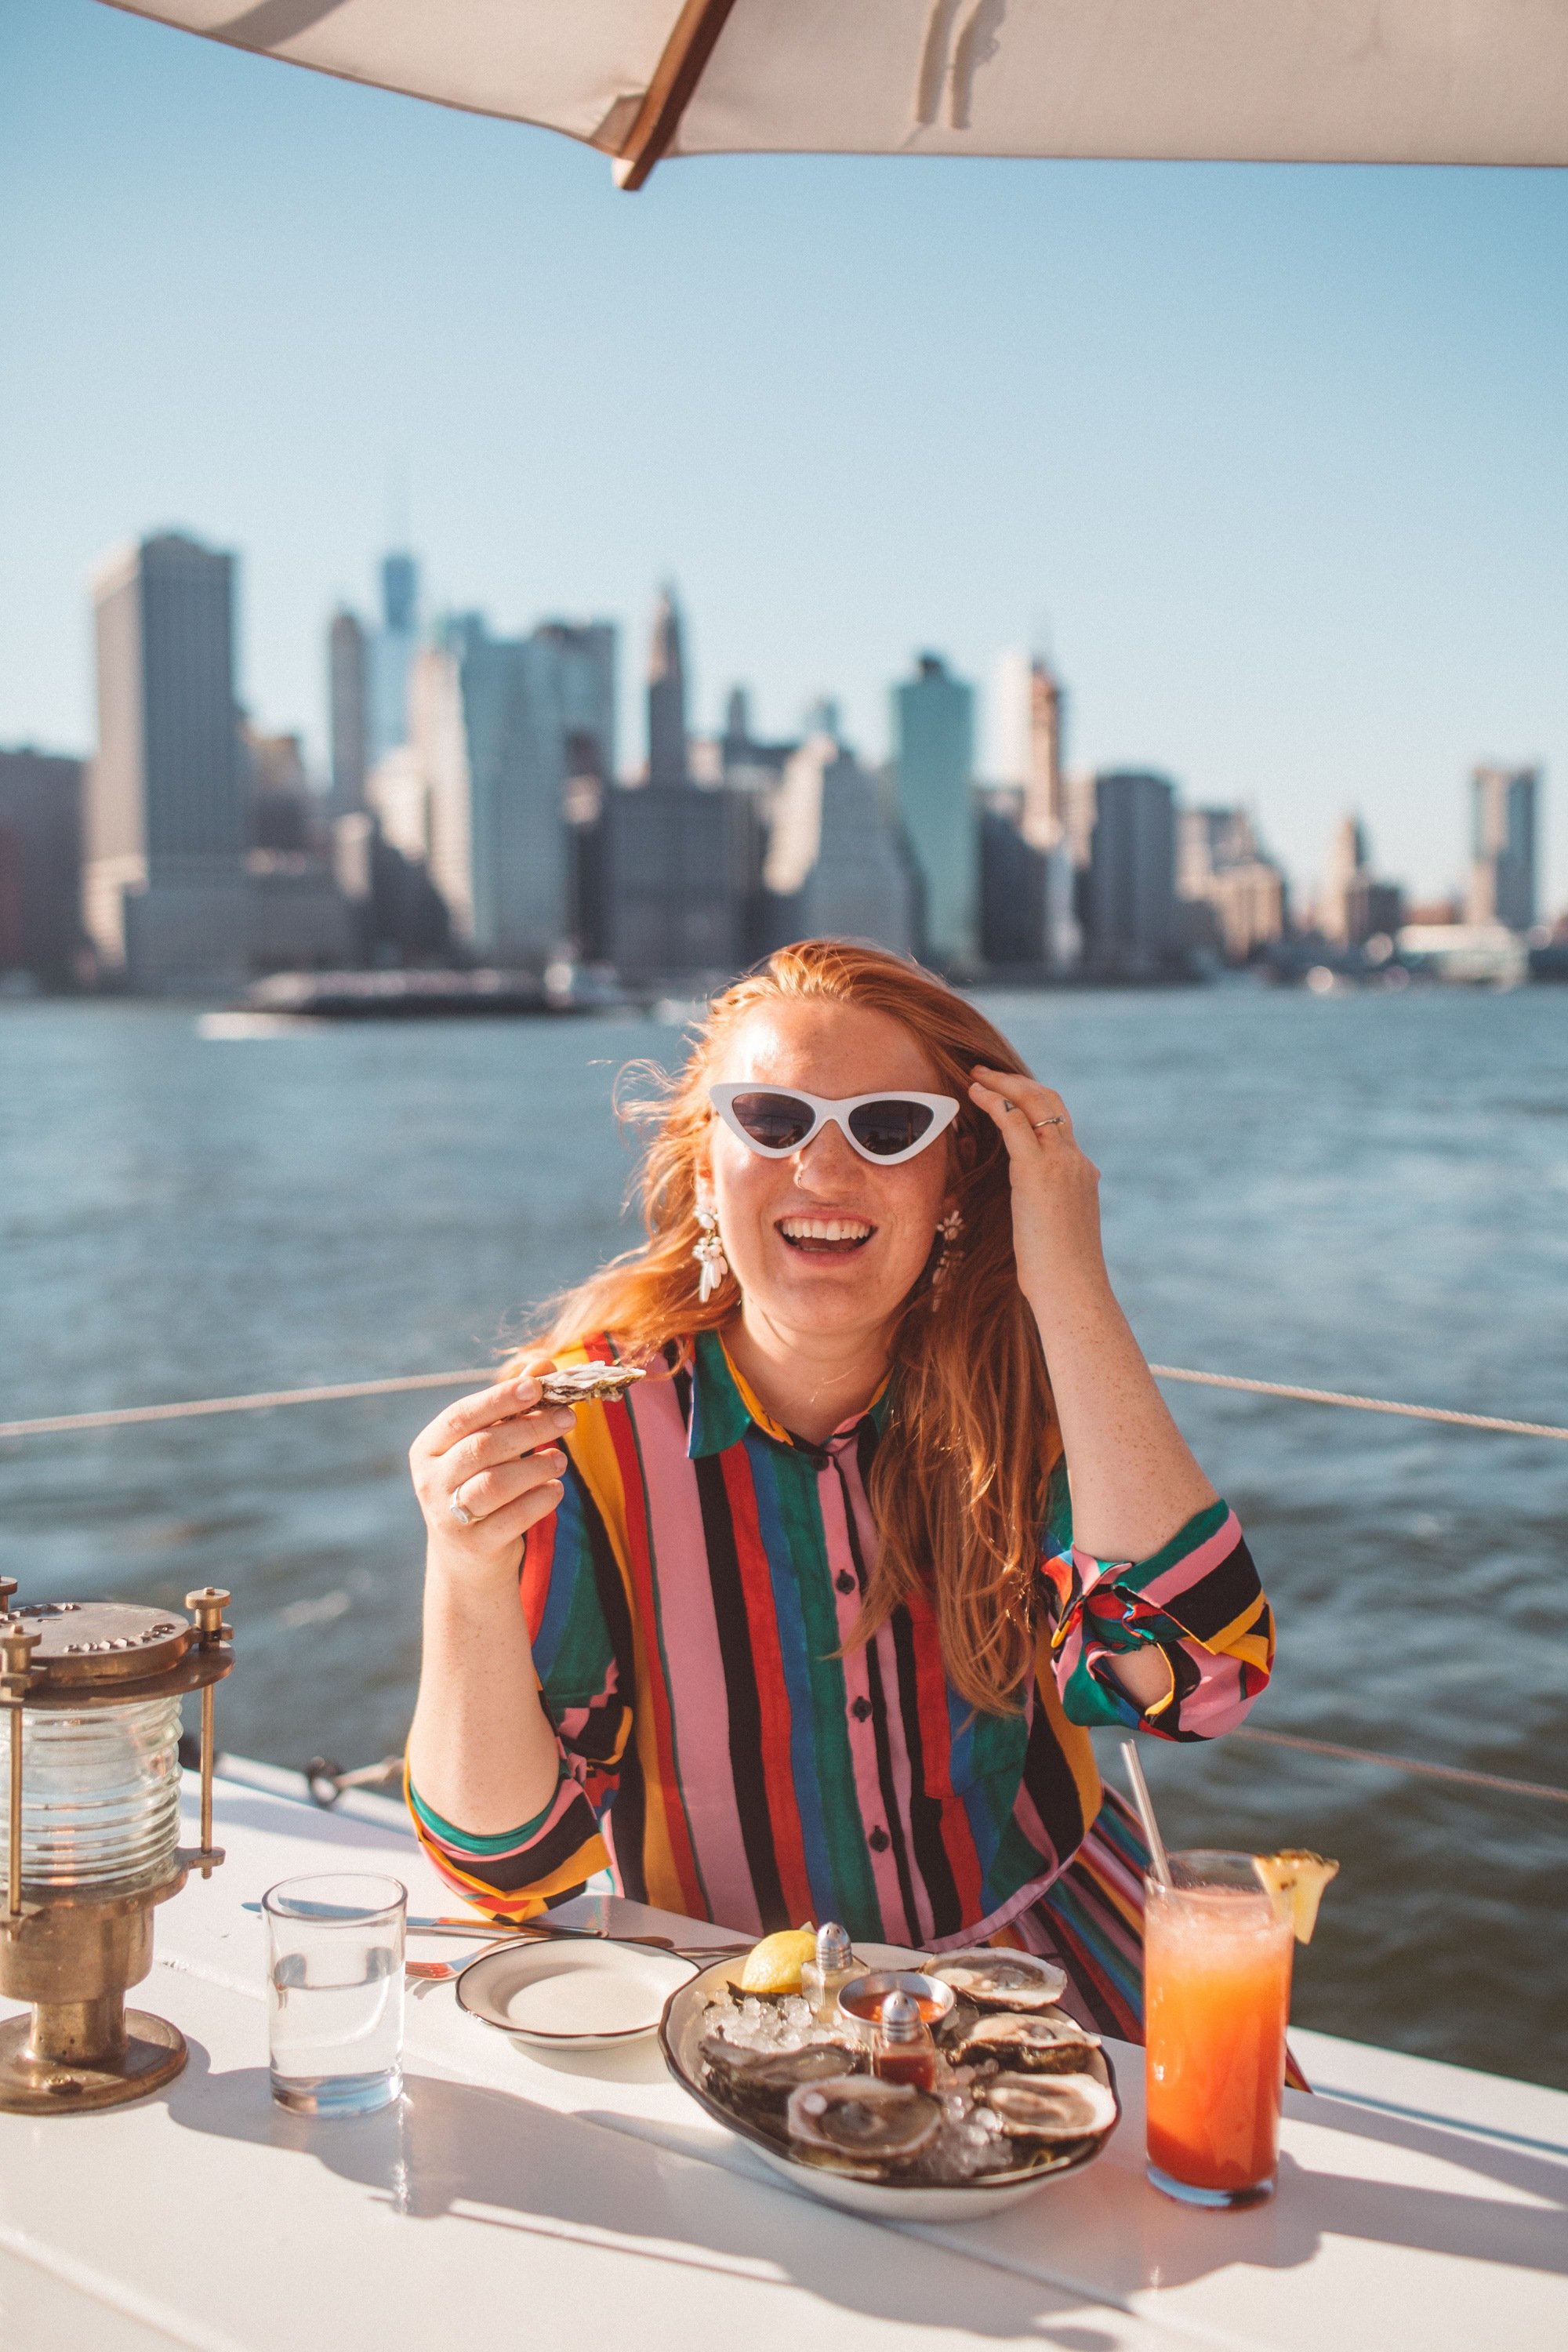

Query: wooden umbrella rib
left=616, top=0, right=742, bottom=190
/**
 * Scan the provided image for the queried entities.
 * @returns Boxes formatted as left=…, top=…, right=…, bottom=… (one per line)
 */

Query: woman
left=405, top=941, right=1273, bottom=2037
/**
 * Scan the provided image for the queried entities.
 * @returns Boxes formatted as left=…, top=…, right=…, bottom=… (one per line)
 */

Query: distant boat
left=235, top=968, right=618, bottom=1022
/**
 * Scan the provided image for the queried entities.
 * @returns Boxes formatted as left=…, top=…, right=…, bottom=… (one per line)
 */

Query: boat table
left=2, top=1762, right=1563, bottom=2352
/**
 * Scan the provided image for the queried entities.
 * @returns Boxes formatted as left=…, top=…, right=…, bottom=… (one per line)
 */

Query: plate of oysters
left=659, top=1923, right=1120, bottom=2221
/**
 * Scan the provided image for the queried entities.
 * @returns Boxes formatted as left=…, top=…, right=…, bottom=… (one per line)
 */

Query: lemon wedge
left=1254, top=1850, right=1340, bottom=1944
left=738, top=1926, right=818, bottom=1994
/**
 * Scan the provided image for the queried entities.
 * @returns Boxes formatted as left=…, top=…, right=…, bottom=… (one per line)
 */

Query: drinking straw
left=1120, top=1740, right=1172, bottom=1888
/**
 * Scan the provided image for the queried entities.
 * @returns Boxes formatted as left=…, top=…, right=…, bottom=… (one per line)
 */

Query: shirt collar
left=687, top=1326, right=891, bottom=1460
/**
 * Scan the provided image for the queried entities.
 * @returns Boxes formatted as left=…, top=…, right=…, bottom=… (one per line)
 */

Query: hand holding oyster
left=538, top=1364, right=647, bottom=1406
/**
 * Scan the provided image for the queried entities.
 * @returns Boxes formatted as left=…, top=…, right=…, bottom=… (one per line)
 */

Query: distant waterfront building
left=1319, top=813, right=1402, bottom=947
left=607, top=782, right=746, bottom=978
left=84, top=531, right=247, bottom=992
left=1082, top=771, right=1178, bottom=976
left=990, top=649, right=1077, bottom=971
left=368, top=552, right=420, bottom=768
left=388, top=615, right=618, bottom=966
left=328, top=609, right=369, bottom=814
left=1177, top=807, right=1288, bottom=963
left=1466, top=764, right=1537, bottom=931
left=762, top=732, right=913, bottom=955
left=242, top=726, right=317, bottom=851
left=606, top=590, right=746, bottom=980
left=0, top=749, right=84, bottom=985
left=647, top=586, right=688, bottom=788
left=245, top=851, right=354, bottom=971
left=978, top=801, right=1047, bottom=967
left=894, top=653, right=978, bottom=971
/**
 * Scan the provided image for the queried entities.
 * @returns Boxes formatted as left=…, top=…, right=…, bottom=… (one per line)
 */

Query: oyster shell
left=932, top=1993, right=980, bottom=2049
left=698, top=2033, right=863, bottom=2121
left=786, top=2075, right=942, bottom=2172
left=927, top=1949, right=1069, bottom=2012
left=982, top=2073, right=1119, bottom=2143
left=958, top=2009, right=1102, bottom=2074
left=539, top=1365, right=646, bottom=1405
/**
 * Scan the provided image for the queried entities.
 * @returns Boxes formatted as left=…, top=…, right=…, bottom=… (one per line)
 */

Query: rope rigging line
left=2, top=1365, right=1565, bottom=1445
left=296, top=1728, right=1568, bottom=1809
left=1147, top=1367, right=1568, bottom=1443
left=1229, top=1726, right=1568, bottom=1807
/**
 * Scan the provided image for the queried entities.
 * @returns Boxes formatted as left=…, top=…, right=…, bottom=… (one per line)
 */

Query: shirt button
left=868, top=1827, right=891, bottom=1853
left=836, top=1570, right=856, bottom=1595
left=851, top=1696, right=871, bottom=1722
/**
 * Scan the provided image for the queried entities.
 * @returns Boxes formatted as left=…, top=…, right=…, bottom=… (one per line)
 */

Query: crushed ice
left=700, top=1988, right=1033, bottom=2182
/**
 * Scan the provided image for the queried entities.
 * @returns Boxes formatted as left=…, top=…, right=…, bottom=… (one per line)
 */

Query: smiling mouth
left=776, top=1216, right=875, bottom=1256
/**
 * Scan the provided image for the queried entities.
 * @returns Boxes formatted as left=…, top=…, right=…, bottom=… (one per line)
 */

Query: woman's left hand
left=967, top=1065, right=1109, bottom=1312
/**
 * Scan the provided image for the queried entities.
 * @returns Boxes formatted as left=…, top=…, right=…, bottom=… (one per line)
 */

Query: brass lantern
left=0, top=1581, right=234, bottom=2113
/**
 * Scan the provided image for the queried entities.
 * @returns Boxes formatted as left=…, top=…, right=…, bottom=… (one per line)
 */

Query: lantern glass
left=0, top=1694, right=183, bottom=1888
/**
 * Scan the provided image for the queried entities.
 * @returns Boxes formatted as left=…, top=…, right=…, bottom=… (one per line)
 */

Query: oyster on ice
left=926, top=1949, right=1069, bottom=2012
left=982, top=2074, right=1119, bottom=2143
left=958, top=2009, right=1102, bottom=2073
left=699, top=2033, right=863, bottom=2122
left=786, top=2075, right=942, bottom=2173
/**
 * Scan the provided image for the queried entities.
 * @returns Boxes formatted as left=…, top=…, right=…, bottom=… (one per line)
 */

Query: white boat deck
left=2, top=1762, right=1563, bottom=2351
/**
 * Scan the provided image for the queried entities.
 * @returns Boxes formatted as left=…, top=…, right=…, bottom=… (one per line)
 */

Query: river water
left=2, top=987, right=1564, bottom=2088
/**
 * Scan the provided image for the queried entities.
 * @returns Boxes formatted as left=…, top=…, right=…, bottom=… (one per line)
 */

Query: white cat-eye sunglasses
left=708, top=1083, right=961, bottom=1167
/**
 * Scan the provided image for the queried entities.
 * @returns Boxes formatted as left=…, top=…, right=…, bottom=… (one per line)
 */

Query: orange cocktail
left=1144, top=1850, right=1294, bottom=2206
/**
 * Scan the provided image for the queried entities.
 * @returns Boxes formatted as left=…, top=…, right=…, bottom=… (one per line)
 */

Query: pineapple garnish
left=1253, top=1850, right=1340, bottom=1944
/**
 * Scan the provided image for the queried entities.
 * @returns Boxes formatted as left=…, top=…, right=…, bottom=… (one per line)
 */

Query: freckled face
left=702, top=1001, right=956, bottom=1341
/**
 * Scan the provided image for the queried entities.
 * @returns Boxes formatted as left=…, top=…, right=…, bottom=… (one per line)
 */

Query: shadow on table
left=165, top=2046, right=1121, bottom=2348
left=1028, top=2089, right=1568, bottom=2301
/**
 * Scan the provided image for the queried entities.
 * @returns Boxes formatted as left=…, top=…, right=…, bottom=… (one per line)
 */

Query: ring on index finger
left=1032, top=1115, right=1066, bottom=1131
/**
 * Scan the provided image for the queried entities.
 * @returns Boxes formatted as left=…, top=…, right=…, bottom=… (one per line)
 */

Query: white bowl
left=659, top=1955, right=1120, bottom=2223
left=457, top=1937, right=699, bottom=2049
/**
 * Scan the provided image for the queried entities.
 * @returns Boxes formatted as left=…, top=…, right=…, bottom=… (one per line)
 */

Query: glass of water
left=264, top=1873, right=406, bottom=2117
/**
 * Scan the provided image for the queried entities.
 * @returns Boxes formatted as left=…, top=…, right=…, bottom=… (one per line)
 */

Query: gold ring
left=1032, top=1116, right=1065, bottom=1131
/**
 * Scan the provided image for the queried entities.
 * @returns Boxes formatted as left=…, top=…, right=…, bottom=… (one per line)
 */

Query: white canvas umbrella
left=103, top=1, right=1568, bottom=187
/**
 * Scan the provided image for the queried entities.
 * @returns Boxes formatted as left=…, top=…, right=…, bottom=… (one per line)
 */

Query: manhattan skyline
left=2, top=2, right=1565, bottom=906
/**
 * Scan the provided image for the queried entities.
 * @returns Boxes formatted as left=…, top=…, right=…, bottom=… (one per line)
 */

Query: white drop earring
left=931, top=1207, right=964, bottom=1298
left=693, top=1191, right=730, bottom=1304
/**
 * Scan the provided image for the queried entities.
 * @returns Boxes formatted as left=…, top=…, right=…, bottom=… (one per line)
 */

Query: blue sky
left=2, top=2, right=1566, bottom=907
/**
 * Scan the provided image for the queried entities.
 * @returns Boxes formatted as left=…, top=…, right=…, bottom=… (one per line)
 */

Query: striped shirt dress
left=411, top=1329, right=1276, bottom=2040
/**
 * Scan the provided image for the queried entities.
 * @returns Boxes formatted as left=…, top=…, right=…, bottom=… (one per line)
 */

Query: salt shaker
left=873, top=1988, right=937, bottom=2091
left=800, top=1922, right=858, bottom=2021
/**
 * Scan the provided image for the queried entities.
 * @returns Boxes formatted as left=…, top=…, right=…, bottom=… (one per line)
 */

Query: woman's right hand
left=408, top=1360, right=575, bottom=1575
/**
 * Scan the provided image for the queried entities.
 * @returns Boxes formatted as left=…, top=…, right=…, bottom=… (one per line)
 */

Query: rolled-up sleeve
left=1040, top=1497, right=1275, bottom=1742
left=408, top=1459, right=633, bottom=1919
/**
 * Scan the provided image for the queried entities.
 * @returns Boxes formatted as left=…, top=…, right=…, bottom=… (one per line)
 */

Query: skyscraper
left=0, top=750, right=84, bottom=984
left=84, top=532, right=246, bottom=990
left=991, top=648, right=1077, bottom=971
left=894, top=653, right=977, bottom=971
left=1178, top=808, right=1289, bottom=963
left=647, top=586, right=688, bottom=787
left=1467, top=765, right=1538, bottom=931
left=1083, top=771, right=1178, bottom=976
left=367, top=552, right=420, bottom=769
left=328, top=608, right=369, bottom=814
left=1021, top=658, right=1065, bottom=855
left=1319, top=813, right=1401, bottom=946
left=390, top=614, right=618, bottom=966
left=762, top=731, right=913, bottom=956
left=605, top=590, right=745, bottom=980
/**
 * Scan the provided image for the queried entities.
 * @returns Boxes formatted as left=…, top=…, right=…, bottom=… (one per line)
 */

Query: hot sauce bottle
left=873, top=1988, right=938, bottom=2091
